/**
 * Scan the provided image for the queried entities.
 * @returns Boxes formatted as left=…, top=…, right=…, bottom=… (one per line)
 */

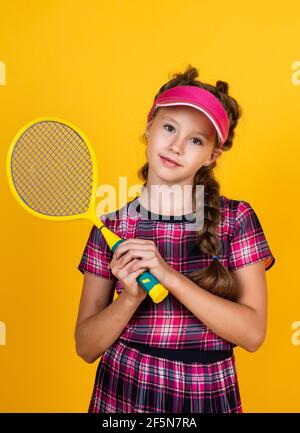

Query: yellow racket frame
left=6, top=117, right=169, bottom=303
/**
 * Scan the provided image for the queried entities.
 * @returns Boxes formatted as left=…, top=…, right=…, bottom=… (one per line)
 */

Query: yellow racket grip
left=138, top=278, right=169, bottom=304
left=98, top=225, right=169, bottom=303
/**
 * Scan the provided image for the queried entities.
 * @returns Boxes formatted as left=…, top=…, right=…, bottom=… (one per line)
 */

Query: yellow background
left=0, top=0, right=299, bottom=413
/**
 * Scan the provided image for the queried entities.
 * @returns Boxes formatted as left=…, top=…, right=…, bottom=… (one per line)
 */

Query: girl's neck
left=138, top=183, right=196, bottom=216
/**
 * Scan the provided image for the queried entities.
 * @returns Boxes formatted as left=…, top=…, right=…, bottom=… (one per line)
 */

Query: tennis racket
left=6, top=117, right=169, bottom=303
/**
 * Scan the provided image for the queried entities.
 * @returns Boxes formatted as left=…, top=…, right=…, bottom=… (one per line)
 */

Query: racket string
left=11, top=121, right=93, bottom=216
left=14, top=131, right=79, bottom=214
left=31, top=124, right=90, bottom=207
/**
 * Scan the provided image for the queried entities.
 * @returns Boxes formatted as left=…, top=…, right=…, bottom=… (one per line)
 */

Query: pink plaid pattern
left=78, top=195, right=275, bottom=351
left=77, top=195, right=275, bottom=413
left=88, top=339, right=243, bottom=413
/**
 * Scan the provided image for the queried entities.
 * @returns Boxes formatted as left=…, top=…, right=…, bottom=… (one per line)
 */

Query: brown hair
left=137, top=64, right=242, bottom=301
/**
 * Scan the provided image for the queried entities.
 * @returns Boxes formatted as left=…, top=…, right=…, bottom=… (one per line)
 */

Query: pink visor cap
left=147, top=85, right=230, bottom=147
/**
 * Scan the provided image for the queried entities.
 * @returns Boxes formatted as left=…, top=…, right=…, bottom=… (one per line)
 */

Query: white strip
left=155, top=102, right=223, bottom=144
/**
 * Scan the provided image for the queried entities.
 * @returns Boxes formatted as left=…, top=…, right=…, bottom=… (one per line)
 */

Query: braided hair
left=138, top=64, right=242, bottom=301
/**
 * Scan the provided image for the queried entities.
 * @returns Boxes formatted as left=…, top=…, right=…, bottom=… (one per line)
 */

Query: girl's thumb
left=134, top=267, right=147, bottom=276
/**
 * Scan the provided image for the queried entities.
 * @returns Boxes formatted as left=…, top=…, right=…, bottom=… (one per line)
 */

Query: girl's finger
left=116, top=258, right=140, bottom=277
left=130, top=259, right=151, bottom=272
left=127, top=267, right=148, bottom=281
left=116, top=249, right=153, bottom=268
left=111, top=257, right=134, bottom=277
left=114, top=242, right=155, bottom=258
left=123, top=258, right=139, bottom=267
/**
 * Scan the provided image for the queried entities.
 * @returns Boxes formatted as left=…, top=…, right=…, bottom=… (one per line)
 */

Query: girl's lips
left=160, top=155, right=182, bottom=167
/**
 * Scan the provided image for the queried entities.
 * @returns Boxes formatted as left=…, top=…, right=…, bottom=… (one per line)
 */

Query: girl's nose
left=169, top=137, right=184, bottom=154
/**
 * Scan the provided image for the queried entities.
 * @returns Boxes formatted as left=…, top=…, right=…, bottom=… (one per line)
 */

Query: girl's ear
left=204, top=147, right=223, bottom=166
left=145, top=119, right=154, bottom=137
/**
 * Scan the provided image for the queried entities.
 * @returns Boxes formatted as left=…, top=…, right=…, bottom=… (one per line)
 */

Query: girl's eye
left=163, top=124, right=203, bottom=145
left=163, top=124, right=175, bottom=133
left=191, top=137, right=203, bottom=145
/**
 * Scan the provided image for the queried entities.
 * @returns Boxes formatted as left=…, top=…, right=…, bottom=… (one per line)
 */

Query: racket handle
left=137, top=270, right=169, bottom=303
left=111, top=238, right=169, bottom=304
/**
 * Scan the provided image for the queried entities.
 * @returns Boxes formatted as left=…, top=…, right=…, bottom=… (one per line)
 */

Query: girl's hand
left=112, top=238, right=175, bottom=288
left=109, top=255, right=148, bottom=302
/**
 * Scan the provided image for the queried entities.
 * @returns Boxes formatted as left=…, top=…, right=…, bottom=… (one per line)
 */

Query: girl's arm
left=75, top=272, right=144, bottom=363
left=166, top=260, right=268, bottom=352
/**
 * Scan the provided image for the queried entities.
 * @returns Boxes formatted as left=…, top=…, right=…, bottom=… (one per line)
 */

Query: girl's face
left=145, top=105, right=223, bottom=186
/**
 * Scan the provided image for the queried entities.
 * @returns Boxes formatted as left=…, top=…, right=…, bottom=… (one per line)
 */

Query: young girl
left=76, top=65, right=275, bottom=413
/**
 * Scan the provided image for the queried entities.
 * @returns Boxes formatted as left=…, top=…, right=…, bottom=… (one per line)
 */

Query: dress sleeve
left=77, top=223, right=116, bottom=280
left=228, top=201, right=275, bottom=272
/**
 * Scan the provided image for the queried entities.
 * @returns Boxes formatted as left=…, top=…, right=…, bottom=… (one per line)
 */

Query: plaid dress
left=78, top=195, right=275, bottom=413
